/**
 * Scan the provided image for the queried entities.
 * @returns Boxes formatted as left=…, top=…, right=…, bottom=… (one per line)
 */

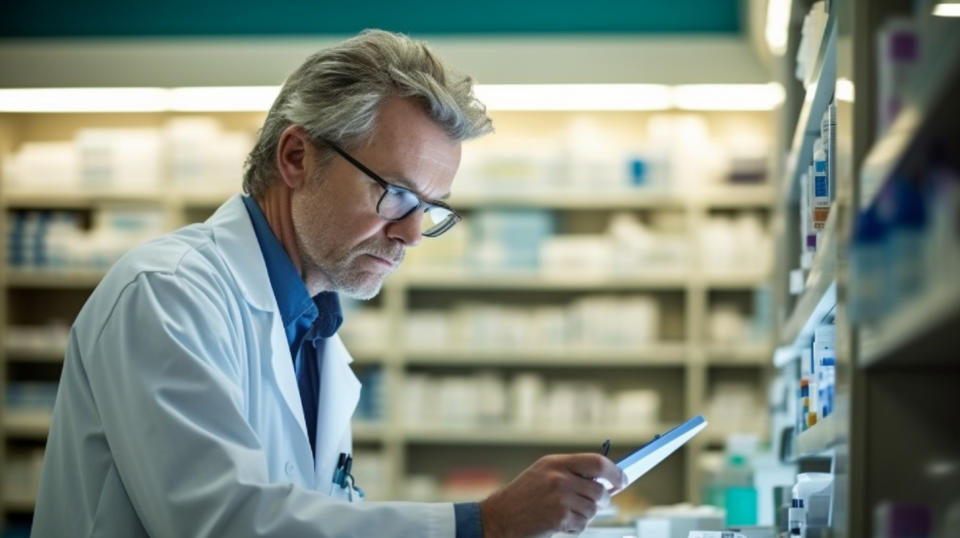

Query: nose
left=385, top=210, right=423, bottom=247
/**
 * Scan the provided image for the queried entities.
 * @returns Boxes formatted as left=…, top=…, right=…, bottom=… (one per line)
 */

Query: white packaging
left=613, top=389, right=660, bottom=429
left=510, top=373, right=544, bottom=428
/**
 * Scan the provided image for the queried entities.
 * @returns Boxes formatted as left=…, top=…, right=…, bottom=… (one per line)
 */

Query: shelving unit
left=0, top=103, right=776, bottom=522
left=770, top=1, right=960, bottom=537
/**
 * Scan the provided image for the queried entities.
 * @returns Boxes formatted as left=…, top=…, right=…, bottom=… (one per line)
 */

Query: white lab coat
left=32, top=195, right=457, bottom=537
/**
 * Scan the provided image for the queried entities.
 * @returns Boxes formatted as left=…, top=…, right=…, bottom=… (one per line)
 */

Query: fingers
left=561, top=453, right=627, bottom=491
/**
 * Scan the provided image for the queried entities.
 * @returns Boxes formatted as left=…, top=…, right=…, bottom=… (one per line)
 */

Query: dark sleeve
left=454, top=502, right=483, bottom=538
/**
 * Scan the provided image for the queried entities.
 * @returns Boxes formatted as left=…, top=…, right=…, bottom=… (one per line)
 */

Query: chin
left=337, top=274, right=386, bottom=301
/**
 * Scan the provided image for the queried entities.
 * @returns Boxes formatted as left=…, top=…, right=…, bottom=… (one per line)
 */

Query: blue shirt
left=242, top=195, right=481, bottom=538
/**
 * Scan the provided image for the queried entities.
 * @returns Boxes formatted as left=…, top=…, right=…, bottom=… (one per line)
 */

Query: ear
left=275, top=125, right=313, bottom=190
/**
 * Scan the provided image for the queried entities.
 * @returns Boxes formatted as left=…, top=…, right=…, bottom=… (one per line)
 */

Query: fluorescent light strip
left=0, top=84, right=785, bottom=113
left=673, top=83, right=785, bottom=111
left=766, top=0, right=792, bottom=56
left=836, top=78, right=855, bottom=102
left=473, top=84, right=672, bottom=111
left=934, top=2, right=960, bottom=16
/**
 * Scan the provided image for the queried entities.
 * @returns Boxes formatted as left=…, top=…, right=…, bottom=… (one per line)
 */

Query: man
left=32, top=30, right=625, bottom=537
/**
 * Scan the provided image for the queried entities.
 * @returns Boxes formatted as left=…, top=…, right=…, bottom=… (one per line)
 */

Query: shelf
left=5, top=269, right=105, bottom=288
left=704, top=344, right=772, bottom=365
left=395, top=269, right=690, bottom=291
left=450, top=186, right=774, bottom=210
left=351, top=421, right=387, bottom=442
left=402, top=425, right=663, bottom=446
left=3, top=342, right=67, bottom=362
left=3, top=495, right=36, bottom=513
left=3, top=412, right=51, bottom=439
left=859, top=280, right=960, bottom=368
left=700, top=273, right=771, bottom=289
left=780, top=12, right=837, bottom=206
left=403, top=344, right=688, bottom=367
left=794, top=412, right=843, bottom=459
left=779, top=212, right=839, bottom=348
left=860, top=26, right=960, bottom=210
left=2, top=189, right=166, bottom=208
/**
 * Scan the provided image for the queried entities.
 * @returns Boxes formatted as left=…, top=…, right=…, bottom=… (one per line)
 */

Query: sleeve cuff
left=454, top=502, right=483, bottom=538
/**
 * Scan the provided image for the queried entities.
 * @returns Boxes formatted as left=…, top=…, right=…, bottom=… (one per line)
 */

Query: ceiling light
left=766, top=0, right=792, bottom=55
left=473, top=84, right=672, bottom=111
left=672, top=83, right=785, bottom=110
left=933, top=2, right=960, bottom=16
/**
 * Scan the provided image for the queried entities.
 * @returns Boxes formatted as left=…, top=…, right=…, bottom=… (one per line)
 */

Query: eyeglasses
left=321, top=140, right=461, bottom=238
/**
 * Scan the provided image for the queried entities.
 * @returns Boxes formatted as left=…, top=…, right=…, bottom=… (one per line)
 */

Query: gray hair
left=243, top=29, right=493, bottom=197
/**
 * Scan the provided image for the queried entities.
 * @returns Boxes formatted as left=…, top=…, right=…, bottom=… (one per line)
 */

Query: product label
left=814, top=173, right=829, bottom=198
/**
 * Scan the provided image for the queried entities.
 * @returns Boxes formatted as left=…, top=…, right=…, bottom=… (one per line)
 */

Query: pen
left=601, top=439, right=610, bottom=457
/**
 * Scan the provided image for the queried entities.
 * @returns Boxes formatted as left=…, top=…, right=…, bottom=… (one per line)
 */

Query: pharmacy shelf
left=704, top=344, right=772, bottom=365
left=780, top=11, right=837, bottom=206
left=351, top=421, right=388, bottom=442
left=3, top=494, right=36, bottom=513
left=794, top=412, right=844, bottom=460
left=3, top=412, right=51, bottom=440
left=860, top=27, right=960, bottom=211
left=700, top=272, right=771, bottom=289
left=395, top=269, right=690, bottom=291
left=4, top=268, right=105, bottom=288
left=3, top=342, right=66, bottom=363
left=859, top=280, right=960, bottom=369
left=2, top=189, right=166, bottom=208
left=403, top=344, right=688, bottom=367
left=402, top=425, right=663, bottom=446
left=450, top=186, right=774, bottom=210
left=779, top=212, right=839, bottom=349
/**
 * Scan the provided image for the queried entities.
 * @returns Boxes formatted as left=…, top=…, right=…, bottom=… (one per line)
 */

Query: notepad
left=613, top=414, right=708, bottom=494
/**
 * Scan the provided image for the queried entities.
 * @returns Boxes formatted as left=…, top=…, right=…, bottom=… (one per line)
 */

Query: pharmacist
left=32, top=30, right=626, bottom=538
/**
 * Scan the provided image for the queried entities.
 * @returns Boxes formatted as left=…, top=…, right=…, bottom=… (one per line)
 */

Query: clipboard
left=613, top=414, right=708, bottom=494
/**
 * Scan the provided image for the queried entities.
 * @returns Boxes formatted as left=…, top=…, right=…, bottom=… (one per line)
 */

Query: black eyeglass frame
left=320, top=140, right=462, bottom=238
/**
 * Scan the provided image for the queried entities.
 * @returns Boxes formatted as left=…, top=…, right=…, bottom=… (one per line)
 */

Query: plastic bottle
left=788, top=498, right=806, bottom=537
left=887, top=180, right=927, bottom=308
left=811, top=139, right=830, bottom=229
left=850, top=207, right=887, bottom=323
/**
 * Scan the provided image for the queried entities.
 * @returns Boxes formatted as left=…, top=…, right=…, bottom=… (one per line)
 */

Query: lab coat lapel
left=314, top=334, right=361, bottom=485
left=208, top=195, right=310, bottom=445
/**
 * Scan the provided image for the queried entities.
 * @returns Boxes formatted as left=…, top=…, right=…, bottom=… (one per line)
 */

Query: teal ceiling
left=0, top=0, right=741, bottom=38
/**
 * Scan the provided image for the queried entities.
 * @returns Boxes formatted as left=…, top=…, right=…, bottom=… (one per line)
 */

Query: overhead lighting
left=0, top=88, right=169, bottom=113
left=474, top=84, right=672, bottom=111
left=836, top=78, right=855, bottom=102
left=169, top=86, right=279, bottom=111
left=933, top=2, right=960, bottom=16
left=766, top=0, right=792, bottom=56
left=0, top=84, right=786, bottom=113
left=672, top=83, right=785, bottom=111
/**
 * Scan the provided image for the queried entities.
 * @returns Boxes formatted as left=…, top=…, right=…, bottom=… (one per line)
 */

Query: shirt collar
left=241, top=195, right=342, bottom=342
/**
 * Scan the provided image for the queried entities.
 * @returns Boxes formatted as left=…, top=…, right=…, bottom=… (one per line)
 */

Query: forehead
left=358, top=97, right=461, bottom=195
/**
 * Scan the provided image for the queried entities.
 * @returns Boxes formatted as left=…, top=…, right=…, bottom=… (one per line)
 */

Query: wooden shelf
left=5, top=269, right=105, bottom=288
left=860, top=25, right=960, bottom=211
left=794, top=412, right=844, bottom=459
left=403, top=344, right=688, bottom=367
left=402, top=425, right=664, bottom=446
left=779, top=10, right=836, bottom=206
left=859, top=281, right=960, bottom=368
left=779, top=212, right=839, bottom=348
left=3, top=412, right=51, bottom=440
left=395, top=269, right=691, bottom=291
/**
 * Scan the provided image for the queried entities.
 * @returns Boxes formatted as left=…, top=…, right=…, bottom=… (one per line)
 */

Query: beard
left=296, top=231, right=405, bottom=300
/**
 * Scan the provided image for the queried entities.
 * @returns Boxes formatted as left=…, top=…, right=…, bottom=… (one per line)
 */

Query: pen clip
left=601, top=439, right=611, bottom=457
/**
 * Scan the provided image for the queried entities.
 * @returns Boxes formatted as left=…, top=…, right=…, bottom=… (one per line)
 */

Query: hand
left=478, top=453, right=627, bottom=538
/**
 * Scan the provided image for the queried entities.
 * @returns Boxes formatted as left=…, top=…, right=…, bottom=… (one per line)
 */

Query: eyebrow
left=390, top=175, right=452, bottom=204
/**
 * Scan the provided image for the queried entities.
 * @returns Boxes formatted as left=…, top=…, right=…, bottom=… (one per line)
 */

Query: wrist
left=478, top=497, right=507, bottom=538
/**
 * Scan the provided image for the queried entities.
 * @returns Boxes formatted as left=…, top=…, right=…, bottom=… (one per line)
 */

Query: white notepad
left=613, top=414, right=708, bottom=494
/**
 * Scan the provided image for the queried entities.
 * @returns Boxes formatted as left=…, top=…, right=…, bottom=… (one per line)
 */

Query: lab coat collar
left=207, top=195, right=361, bottom=482
left=207, top=194, right=280, bottom=313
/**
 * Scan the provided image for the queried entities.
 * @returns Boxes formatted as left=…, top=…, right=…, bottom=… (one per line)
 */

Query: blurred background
left=1, top=1, right=958, bottom=537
